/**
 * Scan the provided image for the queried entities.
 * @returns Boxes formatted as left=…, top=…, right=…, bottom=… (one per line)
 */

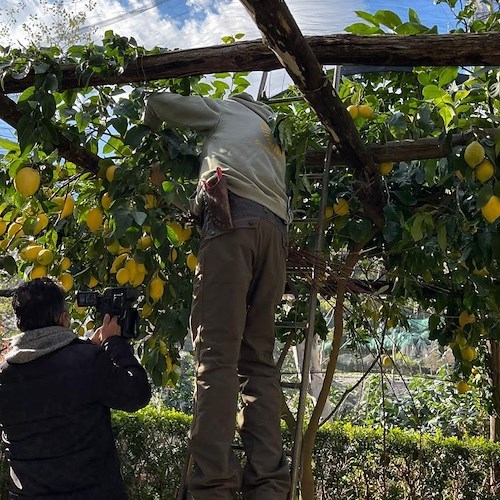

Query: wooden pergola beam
left=239, top=0, right=384, bottom=228
left=2, top=33, right=499, bottom=94
left=306, top=128, right=500, bottom=166
left=0, top=94, right=100, bottom=175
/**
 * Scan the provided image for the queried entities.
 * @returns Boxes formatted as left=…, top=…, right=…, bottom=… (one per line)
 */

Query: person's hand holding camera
left=90, top=314, right=121, bottom=346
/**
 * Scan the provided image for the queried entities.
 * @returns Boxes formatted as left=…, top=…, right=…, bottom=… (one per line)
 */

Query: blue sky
left=0, top=0, right=466, bottom=142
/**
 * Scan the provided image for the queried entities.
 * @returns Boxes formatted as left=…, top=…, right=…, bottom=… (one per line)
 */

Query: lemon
left=59, top=273, right=74, bottom=292
left=37, top=249, right=54, bottom=266
left=137, top=235, right=152, bottom=250
left=20, top=244, right=43, bottom=262
left=110, top=254, right=127, bottom=273
left=464, top=140, right=485, bottom=168
left=14, top=167, right=41, bottom=197
left=8, top=221, right=24, bottom=239
left=181, top=226, right=192, bottom=242
left=86, top=321, right=95, bottom=331
left=124, top=258, right=138, bottom=282
left=168, top=221, right=190, bottom=243
left=30, top=265, right=47, bottom=279
left=145, top=194, right=157, bottom=209
left=461, top=346, right=477, bottom=362
left=481, top=195, right=500, bottom=224
left=101, top=192, right=112, bottom=210
left=456, top=380, right=469, bottom=394
left=379, top=162, right=393, bottom=175
left=459, top=311, right=476, bottom=328
left=59, top=257, right=71, bottom=272
left=140, top=303, right=153, bottom=318
left=106, top=165, right=117, bottom=182
left=116, top=267, right=130, bottom=285
left=54, top=195, right=75, bottom=219
left=333, top=198, right=349, bottom=216
left=357, top=104, right=374, bottom=119
left=130, top=271, right=145, bottom=287
left=86, top=207, right=103, bottom=233
left=347, top=105, right=358, bottom=119
left=88, top=275, right=99, bottom=288
left=33, top=213, right=49, bottom=235
left=455, top=331, right=467, bottom=347
left=324, top=206, right=334, bottom=219
left=149, top=278, right=165, bottom=301
left=381, top=354, right=393, bottom=367
left=0, top=220, right=6, bottom=237
left=106, top=240, right=120, bottom=255
left=186, top=253, right=198, bottom=272
left=474, top=158, right=494, bottom=183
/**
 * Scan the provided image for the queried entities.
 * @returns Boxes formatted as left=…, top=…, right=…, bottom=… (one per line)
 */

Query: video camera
left=76, top=287, right=139, bottom=339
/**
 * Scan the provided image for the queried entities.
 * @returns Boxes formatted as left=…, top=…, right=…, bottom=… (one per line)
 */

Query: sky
left=0, top=0, right=464, bottom=141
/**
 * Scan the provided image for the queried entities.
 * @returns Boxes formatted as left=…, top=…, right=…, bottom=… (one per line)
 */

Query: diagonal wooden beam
left=2, top=33, right=499, bottom=94
left=239, top=0, right=384, bottom=228
left=0, top=94, right=100, bottom=175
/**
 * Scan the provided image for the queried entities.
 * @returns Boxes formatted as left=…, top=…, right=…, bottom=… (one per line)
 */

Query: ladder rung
left=275, top=321, right=307, bottom=329
left=280, top=381, right=302, bottom=389
left=232, top=444, right=292, bottom=457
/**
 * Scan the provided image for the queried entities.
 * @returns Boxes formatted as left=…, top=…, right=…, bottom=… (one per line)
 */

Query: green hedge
left=2, top=406, right=500, bottom=499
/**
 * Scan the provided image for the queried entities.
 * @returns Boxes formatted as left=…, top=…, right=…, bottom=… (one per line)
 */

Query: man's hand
left=90, top=314, right=121, bottom=346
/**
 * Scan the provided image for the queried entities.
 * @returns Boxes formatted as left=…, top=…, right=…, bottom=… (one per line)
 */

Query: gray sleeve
left=143, top=92, right=222, bottom=133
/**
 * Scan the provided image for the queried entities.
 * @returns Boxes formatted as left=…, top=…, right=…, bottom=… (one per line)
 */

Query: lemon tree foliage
left=0, top=0, right=498, bottom=397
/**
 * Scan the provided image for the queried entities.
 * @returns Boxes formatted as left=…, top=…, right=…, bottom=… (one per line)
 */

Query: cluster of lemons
left=463, top=140, right=499, bottom=224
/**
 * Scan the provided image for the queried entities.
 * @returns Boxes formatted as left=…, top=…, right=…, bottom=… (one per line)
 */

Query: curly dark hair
left=12, top=278, right=66, bottom=331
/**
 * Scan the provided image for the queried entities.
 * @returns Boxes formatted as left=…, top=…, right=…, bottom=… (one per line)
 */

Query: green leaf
left=408, top=8, right=421, bottom=23
left=439, top=67, right=458, bottom=87
left=476, top=184, right=493, bottom=208
left=423, top=85, right=446, bottom=100
left=344, top=23, right=383, bottom=35
left=436, top=222, right=447, bottom=252
left=17, top=115, right=36, bottom=155
left=0, top=255, right=17, bottom=275
left=438, top=105, right=455, bottom=129
left=355, top=11, right=380, bottom=26
left=0, top=138, right=19, bottom=152
left=374, top=10, right=403, bottom=29
left=124, top=125, right=150, bottom=148
left=348, top=218, right=372, bottom=243
left=411, top=215, right=424, bottom=241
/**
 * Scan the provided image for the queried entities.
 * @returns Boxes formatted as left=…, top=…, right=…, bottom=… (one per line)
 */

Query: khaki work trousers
left=188, top=205, right=290, bottom=500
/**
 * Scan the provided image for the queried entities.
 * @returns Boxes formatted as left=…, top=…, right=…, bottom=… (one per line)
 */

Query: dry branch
left=2, top=33, right=500, bottom=94
left=0, top=94, right=100, bottom=175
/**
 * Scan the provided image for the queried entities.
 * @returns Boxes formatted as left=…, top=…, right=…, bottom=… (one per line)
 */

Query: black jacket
left=0, top=336, right=151, bottom=499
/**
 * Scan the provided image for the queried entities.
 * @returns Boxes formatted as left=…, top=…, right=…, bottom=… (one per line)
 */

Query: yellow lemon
left=88, top=275, right=99, bottom=288
left=159, top=340, right=168, bottom=355
left=137, top=235, right=152, bottom=250
left=14, top=167, right=41, bottom=197
left=101, top=192, right=112, bottom=210
left=106, top=240, right=120, bottom=255
left=456, top=380, right=469, bottom=394
left=8, top=221, right=24, bottom=239
left=333, top=198, right=349, bottom=216
left=136, top=263, right=147, bottom=275
left=124, top=258, right=138, bottom=282
left=481, top=195, right=500, bottom=224
left=168, top=248, right=178, bottom=263
left=459, top=311, right=476, bottom=328
left=33, top=213, right=49, bottom=235
left=180, top=226, right=192, bottom=242
left=145, top=194, right=157, bottom=209
left=60, top=257, right=71, bottom=272
left=20, top=244, right=43, bottom=262
left=347, top=105, right=358, bottom=119
left=37, top=249, right=54, bottom=266
left=59, top=273, right=74, bottom=292
left=186, top=253, right=198, bottom=272
left=116, top=267, right=130, bottom=285
left=357, top=104, right=374, bottom=119
left=461, top=346, right=477, bottom=362
left=30, top=265, right=47, bottom=279
left=149, top=278, right=165, bottom=301
left=130, top=271, right=146, bottom=287
left=464, top=140, right=485, bottom=168
left=86, top=207, right=103, bottom=233
left=110, top=254, right=127, bottom=273
left=381, top=354, right=393, bottom=367
left=0, top=220, right=6, bottom=237
left=168, top=222, right=185, bottom=242
left=54, top=195, right=75, bottom=219
left=474, top=158, right=495, bottom=183
left=324, top=206, right=334, bottom=220
left=106, top=165, right=117, bottom=182
left=140, top=303, right=153, bottom=318
left=455, top=331, right=467, bottom=347
left=379, top=162, right=393, bottom=175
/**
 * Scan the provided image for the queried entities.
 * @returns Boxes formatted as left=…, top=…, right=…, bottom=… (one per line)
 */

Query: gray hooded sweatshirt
left=144, top=92, right=288, bottom=222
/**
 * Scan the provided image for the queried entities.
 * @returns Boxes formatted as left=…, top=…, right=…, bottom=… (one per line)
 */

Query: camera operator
left=0, top=277, right=151, bottom=499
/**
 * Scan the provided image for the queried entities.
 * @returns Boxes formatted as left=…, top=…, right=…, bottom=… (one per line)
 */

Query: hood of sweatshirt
left=228, top=92, right=275, bottom=124
left=5, top=326, right=77, bottom=364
